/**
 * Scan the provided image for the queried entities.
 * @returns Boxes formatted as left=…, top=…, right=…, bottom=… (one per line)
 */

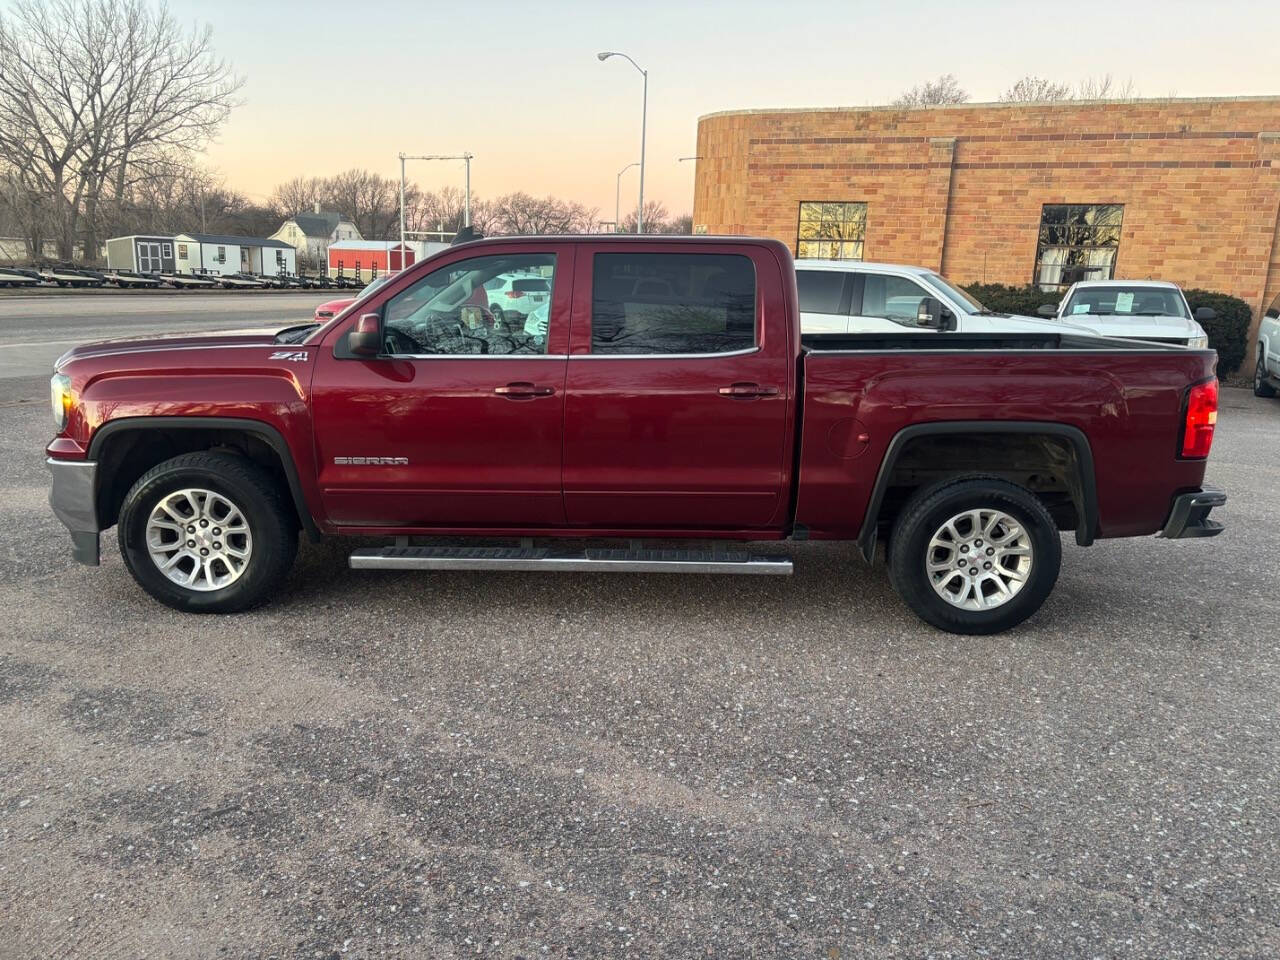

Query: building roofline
left=698, top=94, right=1280, bottom=123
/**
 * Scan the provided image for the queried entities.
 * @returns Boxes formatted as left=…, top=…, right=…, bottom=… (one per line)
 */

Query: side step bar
left=349, top=544, right=793, bottom=576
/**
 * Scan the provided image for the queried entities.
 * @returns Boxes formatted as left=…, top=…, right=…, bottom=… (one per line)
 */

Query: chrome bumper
left=47, top=457, right=100, bottom=565
left=1159, top=484, right=1226, bottom=539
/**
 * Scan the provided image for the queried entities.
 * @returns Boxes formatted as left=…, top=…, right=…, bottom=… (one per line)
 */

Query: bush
left=963, top=282, right=1253, bottom=376
left=962, top=283, right=1054, bottom=317
left=1183, top=289, right=1251, bottom=376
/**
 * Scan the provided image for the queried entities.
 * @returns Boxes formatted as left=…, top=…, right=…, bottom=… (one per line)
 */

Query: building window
left=177, top=243, right=187, bottom=259
left=796, top=202, right=866, bottom=261
left=161, top=242, right=172, bottom=258
left=216, top=246, right=226, bottom=264
left=1034, top=204, right=1123, bottom=292
left=275, top=250, right=284, bottom=266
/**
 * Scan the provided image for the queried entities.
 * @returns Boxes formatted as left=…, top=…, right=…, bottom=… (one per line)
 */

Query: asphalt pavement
left=0, top=294, right=1276, bottom=958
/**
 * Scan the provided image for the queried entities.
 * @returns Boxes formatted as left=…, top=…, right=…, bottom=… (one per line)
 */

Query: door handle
left=495, top=382, right=555, bottom=399
left=718, top=382, right=778, bottom=399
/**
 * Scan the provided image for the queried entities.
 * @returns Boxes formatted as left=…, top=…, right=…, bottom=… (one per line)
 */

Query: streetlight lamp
left=398, top=152, right=474, bottom=260
left=677, top=156, right=703, bottom=163
left=598, top=51, right=647, bottom=233
left=615, top=162, right=639, bottom=233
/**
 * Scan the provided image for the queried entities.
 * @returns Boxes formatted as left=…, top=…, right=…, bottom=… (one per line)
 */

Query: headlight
left=50, top=373, right=72, bottom=431
left=1188, top=336, right=1209, bottom=350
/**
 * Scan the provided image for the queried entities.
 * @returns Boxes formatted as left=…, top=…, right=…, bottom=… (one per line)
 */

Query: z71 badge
left=269, top=350, right=309, bottom=362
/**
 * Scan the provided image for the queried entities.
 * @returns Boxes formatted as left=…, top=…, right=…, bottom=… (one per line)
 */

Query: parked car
left=483, top=272, right=552, bottom=326
left=1256, top=291, right=1280, bottom=398
left=46, top=236, right=1225, bottom=635
left=313, top=274, right=396, bottom=322
left=1038, top=280, right=1212, bottom=348
left=796, top=260, right=1091, bottom=335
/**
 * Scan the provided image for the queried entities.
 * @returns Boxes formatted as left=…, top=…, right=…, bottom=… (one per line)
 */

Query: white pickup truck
left=1257, top=291, right=1280, bottom=398
left=1038, top=280, right=1212, bottom=348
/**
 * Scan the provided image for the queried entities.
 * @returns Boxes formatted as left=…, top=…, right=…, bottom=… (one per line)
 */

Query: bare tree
left=0, top=0, right=240, bottom=260
left=999, top=76, right=1075, bottom=103
left=324, top=169, right=400, bottom=239
left=893, top=74, right=969, bottom=107
left=620, top=200, right=671, bottom=234
left=1076, top=74, right=1137, bottom=100
left=270, top=176, right=325, bottom=218
left=489, top=193, right=598, bottom=236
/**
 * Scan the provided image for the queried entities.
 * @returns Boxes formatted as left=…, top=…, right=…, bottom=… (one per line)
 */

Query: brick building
left=692, top=96, right=1280, bottom=348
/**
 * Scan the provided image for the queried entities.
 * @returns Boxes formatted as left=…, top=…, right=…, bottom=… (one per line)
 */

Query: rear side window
left=590, top=253, right=756, bottom=355
left=797, top=269, right=845, bottom=314
left=1268, top=293, right=1280, bottom=319
left=513, top=278, right=549, bottom=293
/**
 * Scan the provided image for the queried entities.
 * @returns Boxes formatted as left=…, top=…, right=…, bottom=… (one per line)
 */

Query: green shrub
left=1183, top=289, right=1251, bottom=376
left=962, top=283, right=1055, bottom=317
left=963, top=282, right=1253, bottom=376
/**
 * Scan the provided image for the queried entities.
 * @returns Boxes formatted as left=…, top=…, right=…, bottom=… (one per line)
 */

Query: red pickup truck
left=46, top=236, right=1224, bottom=634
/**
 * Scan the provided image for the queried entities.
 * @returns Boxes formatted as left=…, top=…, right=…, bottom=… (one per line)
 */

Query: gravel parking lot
left=0, top=298, right=1276, bottom=957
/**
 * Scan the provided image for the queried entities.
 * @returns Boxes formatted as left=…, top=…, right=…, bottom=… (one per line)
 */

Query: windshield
left=1062, top=286, right=1189, bottom=318
left=922, top=273, right=986, bottom=314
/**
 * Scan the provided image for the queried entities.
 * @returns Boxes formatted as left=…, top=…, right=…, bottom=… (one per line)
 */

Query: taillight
left=1180, top=378, right=1218, bottom=459
left=506, top=289, right=525, bottom=299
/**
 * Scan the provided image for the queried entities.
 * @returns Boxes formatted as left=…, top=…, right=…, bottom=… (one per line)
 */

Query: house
left=327, top=239, right=449, bottom=280
left=105, top=235, right=177, bottom=274
left=173, top=233, right=297, bottom=277
left=271, top=205, right=362, bottom=269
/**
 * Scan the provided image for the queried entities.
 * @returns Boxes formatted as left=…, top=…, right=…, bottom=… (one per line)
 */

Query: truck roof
left=794, top=259, right=937, bottom=275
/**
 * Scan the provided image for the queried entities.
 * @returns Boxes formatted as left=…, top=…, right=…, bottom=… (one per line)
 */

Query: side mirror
left=1194, top=306, right=1217, bottom=322
left=1037, top=304, right=1058, bottom=317
left=916, top=297, right=956, bottom=331
left=348, top=313, right=381, bottom=357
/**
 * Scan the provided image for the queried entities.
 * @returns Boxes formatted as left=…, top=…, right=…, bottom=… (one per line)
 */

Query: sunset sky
left=171, top=0, right=1280, bottom=222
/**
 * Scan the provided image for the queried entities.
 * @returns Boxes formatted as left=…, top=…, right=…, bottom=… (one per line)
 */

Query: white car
left=1256, top=290, right=1280, bottom=398
left=1039, top=280, right=1212, bottom=348
left=796, top=260, right=1085, bottom=335
left=483, top=272, right=552, bottom=325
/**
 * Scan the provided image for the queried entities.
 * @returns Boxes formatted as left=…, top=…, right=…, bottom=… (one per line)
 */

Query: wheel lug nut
left=187, top=525, right=195, bottom=533
left=975, top=539, right=983, bottom=547
left=984, top=561, right=992, bottom=570
left=199, top=519, right=208, bottom=528
left=212, top=527, right=221, bottom=536
left=200, top=548, right=209, bottom=556
left=960, top=545, right=969, bottom=554
left=186, top=539, right=196, bottom=548
left=986, top=547, right=994, bottom=556
left=213, top=542, right=221, bottom=550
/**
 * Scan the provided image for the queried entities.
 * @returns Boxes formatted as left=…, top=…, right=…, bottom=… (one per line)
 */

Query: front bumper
left=47, top=457, right=100, bottom=564
left=1159, top=484, right=1226, bottom=539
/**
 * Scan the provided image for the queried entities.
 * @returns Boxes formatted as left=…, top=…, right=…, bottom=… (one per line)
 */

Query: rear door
left=311, top=244, right=572, bottom=528
left=796, top=268, right=851, bottom=333
left=562, top=243, right=793, bottom=530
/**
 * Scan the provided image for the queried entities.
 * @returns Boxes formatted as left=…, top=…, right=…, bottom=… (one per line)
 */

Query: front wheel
left=1254, top=353, right=1276, bottom=398
left=887, top=476, right=1062, bottom=635
left=118, top=452, right=297, bottom=613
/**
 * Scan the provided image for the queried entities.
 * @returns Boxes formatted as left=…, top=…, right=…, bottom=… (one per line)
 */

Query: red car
left=47, top=236, right=1223, bottom=634
left=312, top=274, right=398, bottom=322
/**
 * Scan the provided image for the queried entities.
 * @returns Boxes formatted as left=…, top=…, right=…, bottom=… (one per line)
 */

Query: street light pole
left=398, top=153, right=406, bottom=268
left=598, top=51, right=648, bottom=233
left=615, top=162, right=639, bottom=233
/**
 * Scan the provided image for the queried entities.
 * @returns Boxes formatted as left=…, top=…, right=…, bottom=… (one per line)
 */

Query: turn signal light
left=1180, top=378, right=1218, bottom=459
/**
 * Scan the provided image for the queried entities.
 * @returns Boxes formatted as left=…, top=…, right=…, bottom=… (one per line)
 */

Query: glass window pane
left=383, top=253, right=555, bottom=355
left=797, top=241, right=821, bottom=258
left=860, top=274, right=931, bottom=325
left=590, top=253, right=756, bottom=355
left=797, top=270, right=845, bottom=314
left=799, top=202, right=822, bottom=222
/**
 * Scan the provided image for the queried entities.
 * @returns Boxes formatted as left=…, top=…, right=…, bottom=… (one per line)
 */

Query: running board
left=349, top=544, right=793, bottom=575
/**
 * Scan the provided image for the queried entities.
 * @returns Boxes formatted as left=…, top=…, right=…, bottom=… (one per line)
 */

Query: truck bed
left=800, top=331, right=1195, bottom=353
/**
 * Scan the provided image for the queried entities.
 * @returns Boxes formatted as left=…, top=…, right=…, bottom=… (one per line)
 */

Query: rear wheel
left=118, top=452, right=297, bottom=613
left=888, top=476, right=1061, bottom=634
left=1254, top=353, right=1276, bottom=398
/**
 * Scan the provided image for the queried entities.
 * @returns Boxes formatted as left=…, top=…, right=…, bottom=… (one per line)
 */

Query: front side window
left=796, top=202, right=866, bottom=260
left=797, top=269, right=845, bottom=315
left=382, top=253, right=555, bottom=356
left=1062, top=285, right=1189, bottom=318
left=1266, top=293, right=1280, bottom=320
left=1035, top=204, right=1123, bottom=292
left=590, top=253, right=755, bottom=355
left=922, top=273, right=985, bottom=314
left=860, top=274, right=932, bottom=326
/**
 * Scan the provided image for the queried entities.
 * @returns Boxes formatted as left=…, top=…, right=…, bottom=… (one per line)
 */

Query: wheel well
left=93, top=427, right=303, bottom=532
left=868, top=430, right=1093, bottom=551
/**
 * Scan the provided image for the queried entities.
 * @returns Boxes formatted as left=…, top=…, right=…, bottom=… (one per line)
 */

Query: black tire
left=887, top=475, right=1062, bottom=635
left=118, top=451, right=297, bottom=613
left=1254, top=353, right=1276, bottom=398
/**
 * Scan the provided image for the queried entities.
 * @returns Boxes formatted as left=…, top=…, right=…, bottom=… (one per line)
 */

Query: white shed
left=174, top=233, right=297, bottom=277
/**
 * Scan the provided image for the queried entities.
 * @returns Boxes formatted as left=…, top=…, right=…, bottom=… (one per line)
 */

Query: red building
left=327, top=241, right=421, bottom=280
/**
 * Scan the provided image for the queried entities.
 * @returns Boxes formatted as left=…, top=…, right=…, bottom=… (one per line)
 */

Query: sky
left=164, top=0, right=1280, bottom=224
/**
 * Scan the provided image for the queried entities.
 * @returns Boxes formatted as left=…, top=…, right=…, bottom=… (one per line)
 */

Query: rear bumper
left=1159, top=484, right=1226, bottom=539
left=47, top=457, right=100, bottom=565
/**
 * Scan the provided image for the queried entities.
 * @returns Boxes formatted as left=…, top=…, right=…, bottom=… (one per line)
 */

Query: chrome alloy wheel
left=925, top=508, right=1033, bottom=611
left=145, top=488, right=253, bottom=591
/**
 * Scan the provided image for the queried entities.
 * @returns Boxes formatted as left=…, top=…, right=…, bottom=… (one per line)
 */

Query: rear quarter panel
left=795, top=347, right=1218, bottom=539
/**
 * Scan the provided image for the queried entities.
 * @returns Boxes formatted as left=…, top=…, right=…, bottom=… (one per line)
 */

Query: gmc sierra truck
left=47, top=236, right=1225, bottom=634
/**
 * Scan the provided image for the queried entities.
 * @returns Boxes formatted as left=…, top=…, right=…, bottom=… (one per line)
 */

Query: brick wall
left=693, top=97, right=1280, bottom=351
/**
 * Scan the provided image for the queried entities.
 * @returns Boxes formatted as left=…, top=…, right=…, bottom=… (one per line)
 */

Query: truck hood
left=1052, top=314, right=1202, bottom=339
left=55, top=329, right=287, bottom=370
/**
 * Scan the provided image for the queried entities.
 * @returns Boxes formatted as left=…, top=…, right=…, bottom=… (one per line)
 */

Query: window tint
left=860, top=274, right=931, bottom=325
left=797, top=270, right=845, bottom=314
left=590, top=253, right=756, bottom=355
left=382, top=253, right=555, bottom=356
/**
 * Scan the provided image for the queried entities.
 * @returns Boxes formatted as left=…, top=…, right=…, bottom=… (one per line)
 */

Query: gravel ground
left=0, top=373, right=1276, bottom=959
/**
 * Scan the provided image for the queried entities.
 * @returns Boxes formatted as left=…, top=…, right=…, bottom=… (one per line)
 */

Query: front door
left=311, top=246, right=572, bottom=528
left=562, top=245, right=792, bottom=530
left=137, top=242, right=162, bottom=273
